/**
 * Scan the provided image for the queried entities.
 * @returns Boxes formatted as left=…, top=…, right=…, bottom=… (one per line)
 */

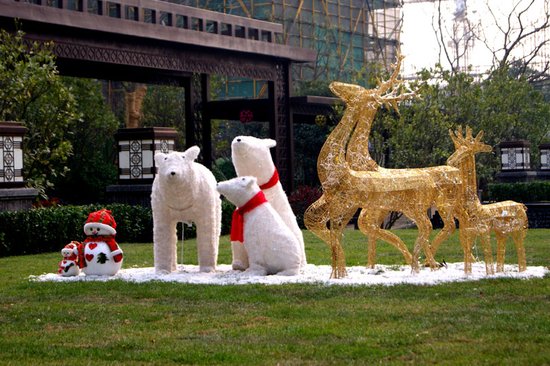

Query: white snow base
left=30, top=262, right=548, bottom=286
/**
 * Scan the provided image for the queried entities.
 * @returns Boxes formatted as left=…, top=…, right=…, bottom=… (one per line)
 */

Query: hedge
left=0, top=201, right=235, bottom=257
left=487, top=181, right=550, bottom=203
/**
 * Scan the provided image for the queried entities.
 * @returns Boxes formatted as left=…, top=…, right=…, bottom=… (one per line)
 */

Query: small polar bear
left=152, top=146, right=221, bottom=274
left=231, top=136, right=306, bottom=270
left=216, top=176, right=301, bottom=276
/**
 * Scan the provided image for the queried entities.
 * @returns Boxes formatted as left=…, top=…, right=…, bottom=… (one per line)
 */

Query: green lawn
left=1, top=229, right=549, bottom=365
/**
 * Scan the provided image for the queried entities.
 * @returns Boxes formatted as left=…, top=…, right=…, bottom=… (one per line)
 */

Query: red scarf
left=230, top=191, right=268, bottom=243
left=259, top=169, right=279, bottom=190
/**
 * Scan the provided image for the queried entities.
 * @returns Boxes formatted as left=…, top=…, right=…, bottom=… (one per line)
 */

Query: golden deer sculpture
left=304, top=58, right=413, bottom=272
left=305, top=56, right=462, bottom=278
left=445, top=127, right=528, bottom=274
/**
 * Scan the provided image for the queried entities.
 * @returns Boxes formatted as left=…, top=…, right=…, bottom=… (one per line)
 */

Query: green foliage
left=220, top=198, right=235, bottom=236
left=141, top=84, right=185, bottom=147
left=0, top=201, right=236, bottom=257
left=52, top=78, right=119, bottom=203
left=212, top=157, right=237, bottom=182
left=288, top=185, right=323, bottom=228
left=488, top=181, right=550, bottom=202
left=293, top=122, right=331, bottom=187
left=374, top=65, right=550, bottom=185
left=0, top=27, right=79, bottom=198
left=0, top=204, right=154, bottom=257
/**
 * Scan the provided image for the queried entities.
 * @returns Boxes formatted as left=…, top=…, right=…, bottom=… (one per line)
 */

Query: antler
left=449, top=126, right=492, bottom=153
left=373, top=54, right=417, bottom=113
left=377, top=54, right=405, bottom=95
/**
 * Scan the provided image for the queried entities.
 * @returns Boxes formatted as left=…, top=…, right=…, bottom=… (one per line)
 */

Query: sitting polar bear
left=216, top=176, right=301, bottom=276
left=231, top=136, right=306, bottom=271
left=152, top=146, right=221, bottom=274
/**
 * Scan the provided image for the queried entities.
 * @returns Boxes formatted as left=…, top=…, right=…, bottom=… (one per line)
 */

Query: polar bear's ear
left=263, top=138, right=276, bottom=149
left=246, top=176, right=258, bottom=187
left=155, top=153, right=168, bottom=166
left=184, top=146, right=200, bottom=162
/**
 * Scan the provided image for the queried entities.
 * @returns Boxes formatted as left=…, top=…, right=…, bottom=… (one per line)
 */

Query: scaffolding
left=170, top=0, right=402, bottom=97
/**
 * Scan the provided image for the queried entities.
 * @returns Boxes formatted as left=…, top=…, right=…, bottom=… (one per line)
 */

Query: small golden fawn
left=446, top=127, right=527, bottom=274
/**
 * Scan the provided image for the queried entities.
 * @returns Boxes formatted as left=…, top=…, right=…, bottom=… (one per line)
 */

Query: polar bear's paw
left=232, top=261, right=248, bottom=271
left=275, top=268, right=300, bottom=276
left=199, top=265, right=216, bottom=273
left=155, top=268, right=171, bottom=275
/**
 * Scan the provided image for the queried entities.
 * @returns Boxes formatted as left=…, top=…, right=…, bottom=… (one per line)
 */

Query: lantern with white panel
left=0, top=121, right=38, bottom=211
left=540, top=143, right=550, bottom=171
left=115, top=127, right=178, bottom=183
left=496, top=140, right=537, bottom=183
left=499, top=140, right=531, bottom=171
left=0, top=122, right=25, bottom=187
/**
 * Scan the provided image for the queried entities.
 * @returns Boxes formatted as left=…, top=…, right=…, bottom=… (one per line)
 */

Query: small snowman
left=58, top=241, right=82, bottom=277
left=82, top=209, right=123, bottom=276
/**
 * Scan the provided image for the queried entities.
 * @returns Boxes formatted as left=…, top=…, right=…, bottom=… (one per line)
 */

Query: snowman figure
left=58, top=241, right=82, bottom=277
left=82, top=209, right=123, bottom=276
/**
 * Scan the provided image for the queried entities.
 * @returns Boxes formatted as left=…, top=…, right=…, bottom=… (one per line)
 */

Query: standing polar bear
left=152, top=146, right=221, bottom=274
left=217, top=176, right=301, bottom=276
left=231, top=136, right=306, bottom=270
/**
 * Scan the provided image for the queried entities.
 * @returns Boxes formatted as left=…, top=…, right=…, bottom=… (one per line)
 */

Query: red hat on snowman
left=83, top=209, right=123, bottom=264
left=84, top=209, right=117, bottom=236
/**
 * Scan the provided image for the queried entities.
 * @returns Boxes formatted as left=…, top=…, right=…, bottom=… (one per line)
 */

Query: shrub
left=0, top=204, right=153, bottom=257
left=487, top=181, right=550, bottom=203
left=0, top=201, right=236, bottom=257
left=288, top=185, right=323, bottom=228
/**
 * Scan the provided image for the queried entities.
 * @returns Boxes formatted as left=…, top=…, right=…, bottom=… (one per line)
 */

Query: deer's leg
left=430, top=204, right=456, bottom=260
left=358, top=209, right=412, bottom=268
left=304, top=195, right=331, bottom=245
left=512, top=229, right=527, bottom=272
left=404, top=208, right=433, bottom=273
left=459, top=226, right=474, bottom=275
left=495, top=230, right=507, bottom=273
left=357, top=209, right=412, bottom=268
left=480, top=231, right=494, bottom=275
left=327, top=206, right=355, bottom=279
left=413, top=212, right=436, bottom=272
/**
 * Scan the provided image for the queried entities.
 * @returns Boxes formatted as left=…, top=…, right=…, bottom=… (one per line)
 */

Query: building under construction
left=172, top=0, right=403, bottom=97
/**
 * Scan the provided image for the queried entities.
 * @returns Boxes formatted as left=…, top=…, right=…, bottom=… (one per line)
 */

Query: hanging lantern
left=239, top=109, right=253, bottom=123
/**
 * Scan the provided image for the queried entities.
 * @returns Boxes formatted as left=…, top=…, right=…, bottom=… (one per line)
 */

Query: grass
left=1, top=228, right=549, bottom=365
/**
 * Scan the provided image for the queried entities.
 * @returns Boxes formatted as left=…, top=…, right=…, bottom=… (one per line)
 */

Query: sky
left=400, top=0, right=549, bottom=77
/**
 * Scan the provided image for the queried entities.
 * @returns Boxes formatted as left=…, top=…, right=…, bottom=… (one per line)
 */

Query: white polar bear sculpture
left=231, top=136, right=306, bottom=271
left=152, top=146, right=221, bottom=273
left=216, top=176, right=301, bottom=276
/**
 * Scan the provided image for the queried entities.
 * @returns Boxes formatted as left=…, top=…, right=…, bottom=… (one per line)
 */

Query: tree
left=433, top=0, right=477, bottom=73
left=52, top=78, right=120, bottom=203
left=0, top=27, right=79, bottom=198
left=375, top=65, right=550, bottom=186
left=433, top=0, right=549, bottom=79
left=479, top=0, right=550, bottom=79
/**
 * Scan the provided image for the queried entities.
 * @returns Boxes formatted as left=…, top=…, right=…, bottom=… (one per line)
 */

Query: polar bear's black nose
left=170, top=171, right=176, bottom=176
left=236, top=138, right=241, bottom=142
